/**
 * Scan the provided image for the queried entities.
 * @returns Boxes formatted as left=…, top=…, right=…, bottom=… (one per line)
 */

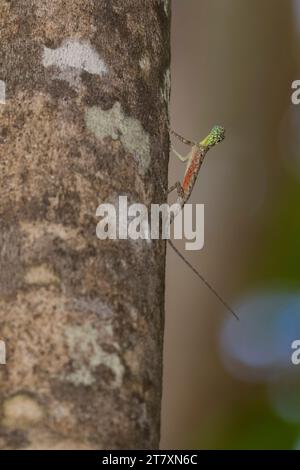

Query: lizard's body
left=169, top=125, right=225, bottom=220
left=168, top=126, right=239, bottom=319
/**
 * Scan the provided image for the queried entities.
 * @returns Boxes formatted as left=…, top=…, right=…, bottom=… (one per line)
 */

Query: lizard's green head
left=200, top=125, right=225, bottom=148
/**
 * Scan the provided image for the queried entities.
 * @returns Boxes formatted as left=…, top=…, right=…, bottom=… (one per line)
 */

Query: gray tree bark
left=0, top=0, right=170, bottom=449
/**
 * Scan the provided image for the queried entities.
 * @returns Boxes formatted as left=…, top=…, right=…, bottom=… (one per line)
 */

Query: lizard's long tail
left=167, top=239, right=239, bottom=320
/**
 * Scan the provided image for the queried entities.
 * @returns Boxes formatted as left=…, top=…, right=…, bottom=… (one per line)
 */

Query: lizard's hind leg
left=168, top=181, right=184, bottom=197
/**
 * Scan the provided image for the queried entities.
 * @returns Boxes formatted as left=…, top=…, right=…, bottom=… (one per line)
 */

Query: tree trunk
left=0, top=0, right=170, bottom=450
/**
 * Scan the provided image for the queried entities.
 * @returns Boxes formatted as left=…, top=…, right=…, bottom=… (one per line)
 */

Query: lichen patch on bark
left=85, top=102, right=151, bottom=175
left=163, top=0, right=171, bottom=17
left=64, top=323, right=124, bottom=388
left=24, top=264, right=60, bottom=286
left=43, top=39, right=108, bottom=90
left=2, top=394, right=44, bottom=429
left=20, top=222, right=88, bottom=252
left=139, top=56, right=151, bottom=76
left=161, top=68, right=171, bottom=105
left=0, top=80, right=5, bottom=104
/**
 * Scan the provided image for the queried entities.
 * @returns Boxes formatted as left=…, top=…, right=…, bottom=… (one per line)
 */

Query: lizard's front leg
left=171, top=130, right=195, bottom=147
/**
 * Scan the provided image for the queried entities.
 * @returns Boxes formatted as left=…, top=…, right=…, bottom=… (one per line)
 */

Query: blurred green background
left=161, top=0, right=300, bottom=450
